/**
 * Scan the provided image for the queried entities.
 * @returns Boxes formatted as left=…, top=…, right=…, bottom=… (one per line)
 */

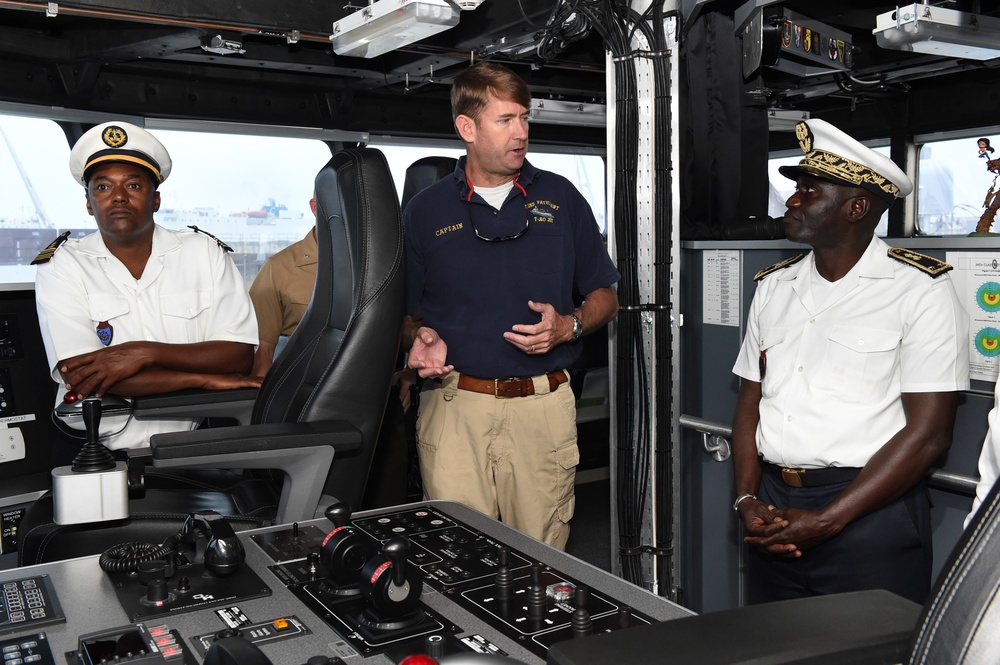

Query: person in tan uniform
left=249, top=196, right=318, bottom=377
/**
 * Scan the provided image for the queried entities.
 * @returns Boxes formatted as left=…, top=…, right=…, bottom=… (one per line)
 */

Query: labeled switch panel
left=0, top=508, right=25, bottom=554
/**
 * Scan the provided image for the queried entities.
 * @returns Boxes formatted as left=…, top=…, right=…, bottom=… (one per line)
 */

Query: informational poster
left=703, top=250, right=741, bottom=327
left=948, top=252, right=1000, bottom=382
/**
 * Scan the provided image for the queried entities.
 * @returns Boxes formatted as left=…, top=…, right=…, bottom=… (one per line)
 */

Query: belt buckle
left=493, top=378, right=511, bottom=399
left=781, top=468, right=804, bottom=488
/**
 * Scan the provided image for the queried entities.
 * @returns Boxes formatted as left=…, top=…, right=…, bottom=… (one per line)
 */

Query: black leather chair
left=907, top=476, right=1000, bottom=663
left=400, top=156, right=457, bottom=211
left=18, top=147, right=404, bottom=566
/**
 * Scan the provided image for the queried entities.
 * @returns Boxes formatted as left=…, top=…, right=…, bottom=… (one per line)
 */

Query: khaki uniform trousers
left=416, top=371, right=579, bottom=550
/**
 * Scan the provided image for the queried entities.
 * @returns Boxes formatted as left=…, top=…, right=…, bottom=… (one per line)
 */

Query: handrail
left=679, top=413, right=978, bottom=497
left=679, top=414, right=731, bottom=438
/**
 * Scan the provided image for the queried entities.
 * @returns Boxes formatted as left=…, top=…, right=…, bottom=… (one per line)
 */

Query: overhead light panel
left=529, top=99, right=606, bottom=128
left=330, top=0, right=460, bottom=59
left=874, top=4, right=1000, bottom=61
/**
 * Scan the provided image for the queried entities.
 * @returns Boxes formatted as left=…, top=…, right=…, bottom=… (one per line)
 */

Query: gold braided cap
left=799, top=149, right=900, bottom=199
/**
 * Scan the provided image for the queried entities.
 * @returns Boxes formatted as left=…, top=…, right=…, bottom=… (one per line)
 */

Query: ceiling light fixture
left=330, top=0, right=461, bottom=59
left=528, top=99, right=607, bottom=128
left=874, top=4, right=1000, bottom=61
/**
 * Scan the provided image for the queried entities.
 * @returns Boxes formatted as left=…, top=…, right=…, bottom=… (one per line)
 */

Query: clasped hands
left=739, top=499, right=843, bottom=558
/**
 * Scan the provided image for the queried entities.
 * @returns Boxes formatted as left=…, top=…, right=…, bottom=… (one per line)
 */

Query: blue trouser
left=746, top=470, right=933, bottom=604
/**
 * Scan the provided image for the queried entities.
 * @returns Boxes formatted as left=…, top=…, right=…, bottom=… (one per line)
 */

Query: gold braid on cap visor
left=799, top=149, right=900, bottom=199
left=84, top=153, right=163, bottom=182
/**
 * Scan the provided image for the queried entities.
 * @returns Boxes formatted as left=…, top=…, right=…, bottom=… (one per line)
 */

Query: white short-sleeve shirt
left=35, top=224, right=259, bottom=450
left=733, top=236, right=970, bottom=469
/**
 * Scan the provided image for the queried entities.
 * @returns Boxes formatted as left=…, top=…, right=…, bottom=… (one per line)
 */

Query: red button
left=399, top=655, right=438, bottom=665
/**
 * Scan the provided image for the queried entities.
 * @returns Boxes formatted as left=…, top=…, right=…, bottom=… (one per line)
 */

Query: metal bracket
left=703, top=433, right=731, bottom=462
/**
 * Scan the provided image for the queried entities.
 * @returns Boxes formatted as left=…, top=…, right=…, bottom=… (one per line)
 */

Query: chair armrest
left=131, top=387, right=259, bottom=425
left=148, top=421, right=362, bottom=524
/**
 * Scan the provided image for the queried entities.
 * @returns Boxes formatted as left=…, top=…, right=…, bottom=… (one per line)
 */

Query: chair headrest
left=400, top=156, right=458, bottom=210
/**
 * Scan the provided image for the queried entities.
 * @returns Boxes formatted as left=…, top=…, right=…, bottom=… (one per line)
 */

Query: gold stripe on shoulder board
left=30, top=231, right=71, bottom=265
left=754, top=253, right=806, bottom=281
left=188, top=225, right=233, bottom=252
left=887, top=247, right=952, bottom=278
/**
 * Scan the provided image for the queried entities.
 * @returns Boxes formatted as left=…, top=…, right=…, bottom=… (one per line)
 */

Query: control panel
left=1, top=576, right=64, bottom=633
left=0, top=631, right=56, bottom=665
left=0, top=501, right=692, bottom=664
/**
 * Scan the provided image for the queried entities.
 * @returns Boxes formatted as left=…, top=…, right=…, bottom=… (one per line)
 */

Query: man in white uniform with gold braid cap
left=732, top=119, right=970, bottom=603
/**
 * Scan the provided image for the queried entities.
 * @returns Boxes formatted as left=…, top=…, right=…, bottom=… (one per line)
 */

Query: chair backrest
left=400, top=156, right=458, bottom=211
left=908, top=476, right=1000, bottom=663
left=252, top=147, right=405, bottom=507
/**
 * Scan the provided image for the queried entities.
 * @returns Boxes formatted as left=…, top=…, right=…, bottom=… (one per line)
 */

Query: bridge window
left=0, top=114, right=78, bottom=285
left=916, top=134, right=998, bottom=236
left=0, top=116, right=334, bottom=288
left=152, top=129, right=332, bottom=288
left=0, top=112, right=607, bottom=287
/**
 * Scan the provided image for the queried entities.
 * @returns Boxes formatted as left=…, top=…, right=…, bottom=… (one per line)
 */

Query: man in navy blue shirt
left=403, top=62, right=620, bottom=549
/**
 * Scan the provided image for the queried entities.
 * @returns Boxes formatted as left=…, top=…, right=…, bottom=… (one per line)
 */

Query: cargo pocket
left=555, top=441, right=579, bottom=524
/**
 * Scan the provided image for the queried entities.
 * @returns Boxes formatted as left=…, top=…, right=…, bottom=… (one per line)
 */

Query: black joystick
left=71, top=396, right=117, bottom=472
left=318, top=503, right=375, bottom=596
left=527, top=564, right=547, bottom=620
left=358, top=536, right=425, bottom=631
left=384, top=537, right=409, bottom=587
left=324, top=503, right=352, bottom=527
left=494, top=546, right=513, bottom=600
left=571, top=586, right=592, bottom=638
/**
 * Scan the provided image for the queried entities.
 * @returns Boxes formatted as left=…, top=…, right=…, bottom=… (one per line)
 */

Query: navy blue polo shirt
left=403, top=157, right=620, bottom=379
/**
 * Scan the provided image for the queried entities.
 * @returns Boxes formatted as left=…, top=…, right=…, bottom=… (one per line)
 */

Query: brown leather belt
left=456, top=371, right=568, bottom=398
left=765, top=463, right=862, bottom=488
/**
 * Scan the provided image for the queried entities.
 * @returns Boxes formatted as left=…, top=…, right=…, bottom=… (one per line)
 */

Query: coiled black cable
left=98, top=540, right=173, bottom=574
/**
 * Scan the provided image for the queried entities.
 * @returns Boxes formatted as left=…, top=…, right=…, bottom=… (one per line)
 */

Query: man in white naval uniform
left=732, top=118, right=970, bottom=604
left=34, top=121, right=260, bottom=450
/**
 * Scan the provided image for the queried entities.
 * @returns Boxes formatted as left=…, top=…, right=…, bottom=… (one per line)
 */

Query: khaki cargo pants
left=416, top=371, right=579, bottom=550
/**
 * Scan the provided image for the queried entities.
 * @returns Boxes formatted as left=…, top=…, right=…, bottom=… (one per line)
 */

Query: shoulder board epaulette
left=887, top=247, right=952, bottom=278
left=187, top=225, right=233, bottom=252
left=30, top=231, right=71, bottom=265
left=754, top=253, right=806, bottom=281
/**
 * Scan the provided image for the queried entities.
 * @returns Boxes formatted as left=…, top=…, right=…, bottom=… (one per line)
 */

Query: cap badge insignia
left=101, top=125, right=128, bottom=148
left=795, top=121, right=813, bottom=153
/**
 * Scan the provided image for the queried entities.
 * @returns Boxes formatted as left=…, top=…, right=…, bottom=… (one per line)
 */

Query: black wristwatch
left=571, top=314, right=583, bottom=341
